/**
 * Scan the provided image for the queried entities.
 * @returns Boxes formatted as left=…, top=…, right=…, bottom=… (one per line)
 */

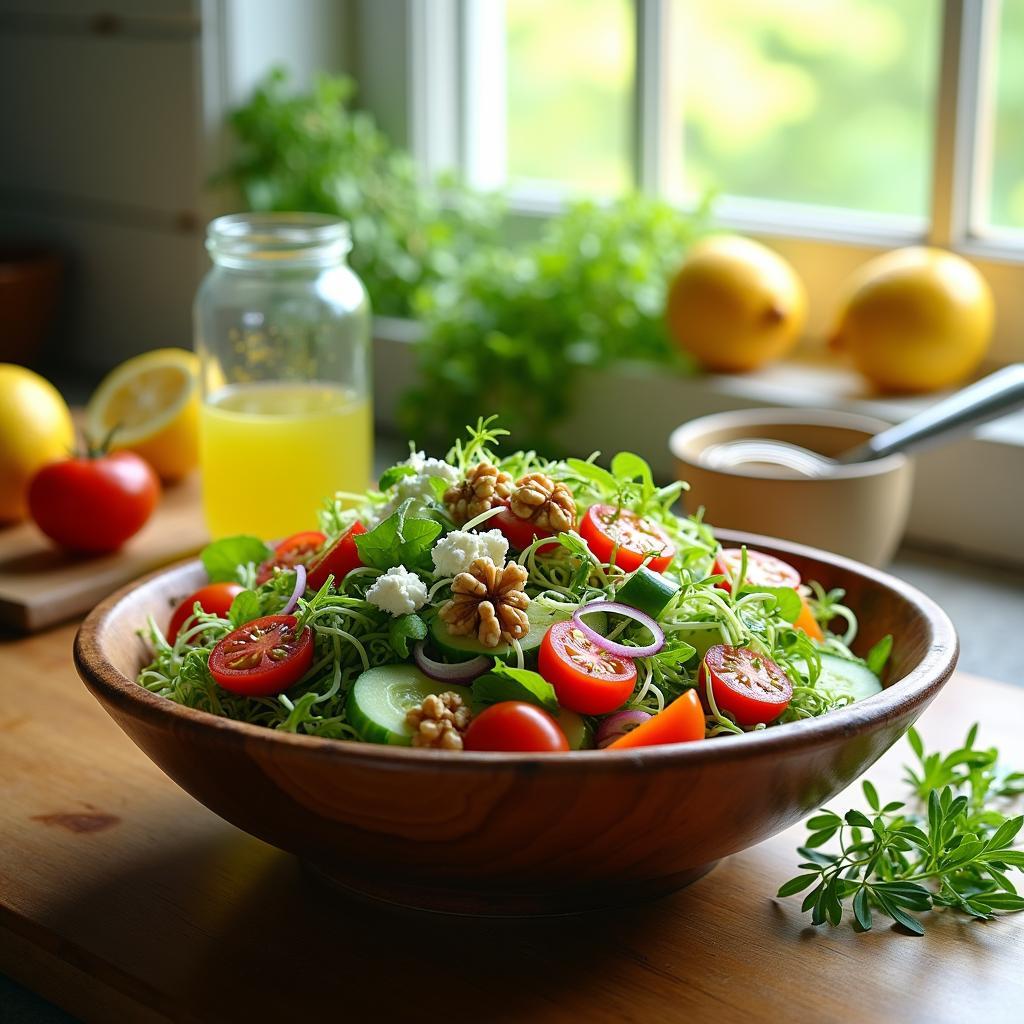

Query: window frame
left=350, top=0, right=1023, bottom=366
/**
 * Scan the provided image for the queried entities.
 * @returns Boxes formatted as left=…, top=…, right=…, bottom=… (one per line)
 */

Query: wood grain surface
left=3, top=620, right=1023, bottom=1023
left=0, top=474, right=208, bottom=633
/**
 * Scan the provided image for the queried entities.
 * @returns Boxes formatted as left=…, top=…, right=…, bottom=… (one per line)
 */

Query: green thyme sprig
left=779, top=726, right=1024, bottom=935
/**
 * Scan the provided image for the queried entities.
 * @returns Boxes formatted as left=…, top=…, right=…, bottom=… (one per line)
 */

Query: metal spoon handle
left=836, top=363, right=1024, bottom=464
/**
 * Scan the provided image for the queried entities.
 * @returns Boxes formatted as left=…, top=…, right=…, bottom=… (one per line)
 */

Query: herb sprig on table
left=779, top=726, right=1024, bottom=935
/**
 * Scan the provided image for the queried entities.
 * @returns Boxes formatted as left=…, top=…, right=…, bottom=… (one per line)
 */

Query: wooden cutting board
left=1, top=624, right=1023, bottom=1024
left=0, top=474, right=207, bottom=633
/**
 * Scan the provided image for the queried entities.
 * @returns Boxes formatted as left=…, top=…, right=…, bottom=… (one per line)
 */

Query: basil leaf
left=866, top=634, right=894, bottom=676
left=388, top=613, right=427, bottom=659
left=610, top=451, right=655, bottom=501
left=228, top=590, right=262, bottom=628
left=378, top=464, right=418, bottom=491
left=354, top=499, right=442, bottom=572
left=472, top=666, right=558, bottom=712
left=739, top=584, right=802, bottom=622
left=565, top=457, right=618, bottom=494
left=201, top=535, right=273, bottom=583
left=650, top=639, right=697, bottom=666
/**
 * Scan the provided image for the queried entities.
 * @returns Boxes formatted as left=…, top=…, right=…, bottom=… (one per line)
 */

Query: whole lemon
left=831, top=247, right=993, bottom=393
left=665, top=235, right=807, bottom=372
left=0, top=364, right=75, bottom=522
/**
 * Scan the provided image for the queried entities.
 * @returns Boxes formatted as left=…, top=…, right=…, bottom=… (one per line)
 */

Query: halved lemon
left=86, top=348, right=200, bottom=481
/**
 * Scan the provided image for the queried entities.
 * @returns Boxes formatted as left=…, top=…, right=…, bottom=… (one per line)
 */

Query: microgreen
left=779, top=726, right=1024, bottom=934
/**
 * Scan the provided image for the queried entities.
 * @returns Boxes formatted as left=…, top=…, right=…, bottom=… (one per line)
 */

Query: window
left=505, top=0, right=634, bottom=195
left=369, top=0, right=1023, bottom=364
left=666, top=0, right=940, bottom=219
left=986, top=0, right=1024, bottom=231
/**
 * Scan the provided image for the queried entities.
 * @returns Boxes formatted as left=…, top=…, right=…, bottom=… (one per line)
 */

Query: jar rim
left=206, top=213, right=352, bottom=267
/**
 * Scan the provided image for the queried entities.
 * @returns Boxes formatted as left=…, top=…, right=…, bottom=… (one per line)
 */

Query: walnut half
left=439, top=557, right=530, bottom=648
left=406, top=691, right=472, bottom=750
left=509, top=472, right=576, bottom=532
left=444, top=462, right=513, bottom=525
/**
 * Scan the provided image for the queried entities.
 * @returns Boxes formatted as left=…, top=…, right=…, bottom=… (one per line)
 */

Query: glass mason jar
left=194, top=213, right=372, bottom=539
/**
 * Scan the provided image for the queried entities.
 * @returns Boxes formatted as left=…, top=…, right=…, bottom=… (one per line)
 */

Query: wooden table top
left=1, top=620, right=1022, bottom=1024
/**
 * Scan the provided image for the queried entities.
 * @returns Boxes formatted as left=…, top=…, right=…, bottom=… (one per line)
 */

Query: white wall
left=0, top=0, right=351, bottom=380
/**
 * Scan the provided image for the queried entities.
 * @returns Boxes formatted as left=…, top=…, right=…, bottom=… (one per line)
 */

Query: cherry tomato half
left=167, top=582, right=243, bottom=644
left=208, top=614, right=314, bottom=696
left=538, top=620, right=638, bottom=715
left=579, top=504, right=675, bottom=573
left=712, top=548, right=800, bottom=595
left=490, top=504, right=555, bottom=552
left=306, top=522, right=367, bottom=591
left=698, top=644, right=793, bottom=726
left=463, top=701, right=569, bottom=752
left=28, top=450, right=159, bottom=553
left=607, top=690, right=705, bottom=749
left=256, top=530, right=326, bottom=585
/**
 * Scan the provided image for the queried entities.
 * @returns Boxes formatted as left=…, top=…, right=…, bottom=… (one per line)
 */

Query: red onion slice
left=596, top=709, right=653, bottom=748
left=414, top=641, right=491, bottom=683
left=281, top=564, right=307, bottom=615
left=572, top=601, right=664, bottom=658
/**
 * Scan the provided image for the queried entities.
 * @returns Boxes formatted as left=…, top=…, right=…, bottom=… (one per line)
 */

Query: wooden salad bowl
left=73, top=530, right=957, bottom=915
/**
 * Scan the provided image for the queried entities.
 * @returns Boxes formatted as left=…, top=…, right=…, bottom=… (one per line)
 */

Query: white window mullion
left=460, top=0, right=507, bottom=190
left=633, top=0, right=672, bottom=195
left=408, top=0, right=461, bottom=180
left=928, top=0, right=994, bottom=247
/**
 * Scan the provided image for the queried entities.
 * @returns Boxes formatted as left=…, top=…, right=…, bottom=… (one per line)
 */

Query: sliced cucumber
left=675, top=622, right=731, bottom=663
left=616, top=566, right=679, bottom=619
left=346, top=665, right=473, bottom=745
left=552, top=708, right=591, bottom=750
left=816, top=653, right=883, bottom=702
left=429, top=605, right=606, bottom=665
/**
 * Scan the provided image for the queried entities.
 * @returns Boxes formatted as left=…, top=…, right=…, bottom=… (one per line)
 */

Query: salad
left=139, top=419, right=892, bottom=753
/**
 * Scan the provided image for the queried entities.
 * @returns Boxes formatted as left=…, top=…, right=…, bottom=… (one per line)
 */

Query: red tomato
left=699, top=644, right=793, bottom=726
left=490, top=505, right=555, bottom=552
left=256, top=530, right=326, bottom=585
left=306, top=522, right=367, bottom=591
left=538, top=620, right=637, bottom=715
left=167, top=582, right=244, bottom=644
left=463, top=701, right=570, bottom=752
left=579, top=504, right=675, bottom=573
left=28, top=450, right=159, bottom=553
left=607, top=690, right=705, bottom=749
left=712, top=548, right=800, bottom=594
left=208, top=614, right=314, bottom=696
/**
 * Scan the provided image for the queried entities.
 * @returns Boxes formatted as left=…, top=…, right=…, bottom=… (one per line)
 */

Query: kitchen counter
left=2, top=438, right=1022, bottom=1022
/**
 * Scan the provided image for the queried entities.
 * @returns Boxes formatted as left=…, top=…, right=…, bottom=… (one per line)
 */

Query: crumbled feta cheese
left=365, top=565, right=429, bottom=617
left=375, top=451, right=461, bottom=523
left=431, top=529, right=509, bottom=578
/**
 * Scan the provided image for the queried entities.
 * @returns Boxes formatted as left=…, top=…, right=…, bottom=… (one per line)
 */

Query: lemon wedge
left=86, top=348, right=200, bottom=480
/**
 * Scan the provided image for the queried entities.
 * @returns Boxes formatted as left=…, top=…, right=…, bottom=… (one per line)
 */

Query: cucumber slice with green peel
left=552, top=708, right=591, bottom=750
left=429, top=615, right=547, bottom=663
left=616, top=567, right=680, bottom=619
left=816, top=653, right=883, bottom=702
left=346, top=665, right=473, bottom=745
left=428, top=606, right=606, bottom=665
left=676, top=622, right=732, bottom=663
